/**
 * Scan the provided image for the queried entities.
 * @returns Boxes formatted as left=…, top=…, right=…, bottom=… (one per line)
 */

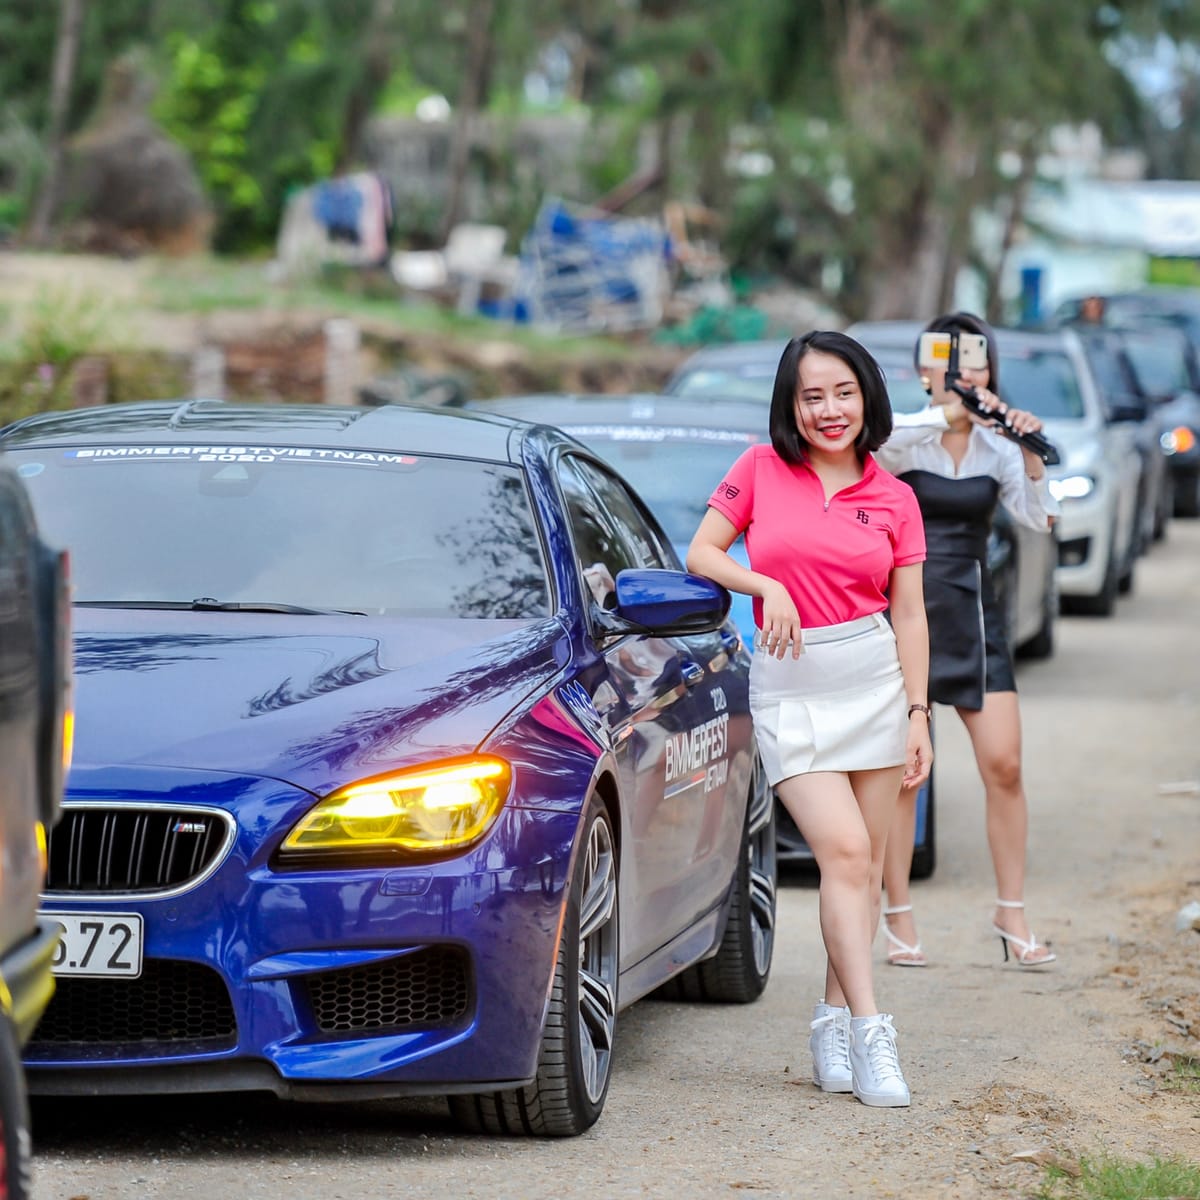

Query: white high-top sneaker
left=809, top=1001, right=852, bottom=1093
left=848, top=1013, right=910, bottom=1107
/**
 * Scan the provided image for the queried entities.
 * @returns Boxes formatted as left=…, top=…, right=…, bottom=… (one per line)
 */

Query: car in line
left=463, top=391, right=939, bottom=878
left=1068, top=325, right=1173, bottom=547
left=0, top=456, right=72, bottom=1200
left=1053, top=289, right=1200, bottom=518
left=845, top=321, right=1139, bottom=618
left=3, top=400, right=776, bottom=1137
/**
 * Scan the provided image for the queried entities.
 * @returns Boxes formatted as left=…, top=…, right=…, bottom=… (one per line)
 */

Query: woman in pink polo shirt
left=687, top=330, right=932, bottom=1108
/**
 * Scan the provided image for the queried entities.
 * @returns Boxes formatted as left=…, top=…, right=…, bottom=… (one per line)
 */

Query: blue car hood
left=71, top=610, right=568, bottom=798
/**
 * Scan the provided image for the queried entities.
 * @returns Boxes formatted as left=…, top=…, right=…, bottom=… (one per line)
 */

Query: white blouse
left=875, top=407, right=1058, bottom=531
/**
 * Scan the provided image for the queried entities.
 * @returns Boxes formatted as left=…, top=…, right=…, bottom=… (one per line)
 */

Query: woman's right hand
left=758, top=579, right=804, bottom=659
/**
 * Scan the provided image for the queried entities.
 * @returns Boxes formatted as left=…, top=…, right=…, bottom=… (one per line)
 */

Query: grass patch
left=1036, top=1152, right=1200, bottom=1199
left=1164, top=1053, right=1200, bottom=1095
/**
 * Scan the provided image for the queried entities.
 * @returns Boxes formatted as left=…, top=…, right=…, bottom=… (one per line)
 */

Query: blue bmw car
left=3, top=400, right=776, bottom=1136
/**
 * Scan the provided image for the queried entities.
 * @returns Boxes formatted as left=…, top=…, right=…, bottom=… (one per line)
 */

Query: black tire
left=0, top=1011, right=32, bottom=1200
left=1174, top=470, right=1200, bottom=518
left=1019, top=580, right=1056, bottom=660
left=657, top=754, right=777, bottom=1003
left=909, top=771, right=936, bottom=880
left=448, top=793, right=618, bottom=1137
left=1067, top=532, right=1119, bottom=616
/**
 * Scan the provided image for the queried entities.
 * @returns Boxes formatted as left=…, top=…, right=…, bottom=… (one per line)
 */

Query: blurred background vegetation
left=1, top=0, right=1198, bottom=396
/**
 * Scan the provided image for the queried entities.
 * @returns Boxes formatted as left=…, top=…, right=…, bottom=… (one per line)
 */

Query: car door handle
left=719, top=629, right=740, bottom=653
left=680, top=660, right=705, bottom=687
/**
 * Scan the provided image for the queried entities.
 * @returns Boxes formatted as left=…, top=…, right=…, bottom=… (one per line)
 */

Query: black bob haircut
left=768, top=330, right=893, bottom=465
left=916, top=311, right=1001, bottom=394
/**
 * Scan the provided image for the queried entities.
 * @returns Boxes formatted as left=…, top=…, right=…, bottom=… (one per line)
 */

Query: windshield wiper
left=74, top=599, right=366, bottom=616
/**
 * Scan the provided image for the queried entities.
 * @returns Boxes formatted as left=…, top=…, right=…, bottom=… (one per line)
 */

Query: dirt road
left=30, top=523, right=1200, bottom=1200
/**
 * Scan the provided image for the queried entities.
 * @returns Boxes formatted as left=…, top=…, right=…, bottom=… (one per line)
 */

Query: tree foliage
left=3, top=0, right=1198, bottom=310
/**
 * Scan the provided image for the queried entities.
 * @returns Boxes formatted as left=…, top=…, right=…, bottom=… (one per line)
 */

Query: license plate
left=42, top=911, right=144, bottom=978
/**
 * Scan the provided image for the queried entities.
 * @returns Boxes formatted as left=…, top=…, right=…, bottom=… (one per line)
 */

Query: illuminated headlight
left=1160, top=426, right=1197, bottom=455
left=1047, top=474, right=1095, bottom=502
left=281, top=757, right=511, bottom=855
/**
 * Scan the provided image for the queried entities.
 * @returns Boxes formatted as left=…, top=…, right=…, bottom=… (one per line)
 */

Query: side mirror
left=598, top=568, right=731, bottom=637
left=1107, top=393, right=1148, bottom=423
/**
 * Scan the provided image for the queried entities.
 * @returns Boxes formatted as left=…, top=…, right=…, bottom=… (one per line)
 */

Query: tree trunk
left=334, top=0, right=397, bottom=173
left=984, top=142, right=1037, bottom=324
left=29, top=0, right=86, bottom=245
left=440, top=0, right=497, bottom=242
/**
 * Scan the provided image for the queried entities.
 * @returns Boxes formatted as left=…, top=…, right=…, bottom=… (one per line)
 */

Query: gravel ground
left=28, top=503, right=1200, bottom=1200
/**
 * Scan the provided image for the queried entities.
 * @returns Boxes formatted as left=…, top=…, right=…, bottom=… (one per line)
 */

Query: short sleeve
left=891, top=485, right=927, bottom=567
left=707, top=446, right=757, bottom=532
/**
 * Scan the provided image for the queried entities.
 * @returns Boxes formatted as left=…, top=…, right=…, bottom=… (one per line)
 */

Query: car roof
left=843, top=320, right=926, bottom=353
left=668, top=340, right=788, bottom=372
left=470, top=392, right=771, bottom=431
left=0, top=399, right=530, bottom=461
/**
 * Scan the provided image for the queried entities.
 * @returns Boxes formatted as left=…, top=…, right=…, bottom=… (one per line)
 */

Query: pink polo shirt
left=707, top=445, right=926, bottom=630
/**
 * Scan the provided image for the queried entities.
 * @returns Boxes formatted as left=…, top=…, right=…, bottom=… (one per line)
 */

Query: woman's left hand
left=996, top=404, right=1043, bottom=436
left=903, top=720, right=933, bottom=790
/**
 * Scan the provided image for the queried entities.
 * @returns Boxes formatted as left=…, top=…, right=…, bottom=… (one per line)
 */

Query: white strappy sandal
left=992, top=899, right=1056, bottom=966
left=882, top=904, right=927, bottom=967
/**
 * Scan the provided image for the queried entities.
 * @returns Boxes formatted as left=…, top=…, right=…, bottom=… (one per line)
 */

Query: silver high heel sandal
left=882, top=904, right=926, bottom=967
left=992, top=899, right=1056, bottom=966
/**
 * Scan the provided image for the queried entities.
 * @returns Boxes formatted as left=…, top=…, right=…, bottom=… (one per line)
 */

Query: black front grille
left=307, top=948, right=471, bottom=1034
left=46, top=806, right=232, bottom=893
left=30, top=960, right=237, bottom=1048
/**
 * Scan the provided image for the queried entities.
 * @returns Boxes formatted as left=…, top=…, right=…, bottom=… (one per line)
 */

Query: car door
left=556, top=454, right=743, bottom=963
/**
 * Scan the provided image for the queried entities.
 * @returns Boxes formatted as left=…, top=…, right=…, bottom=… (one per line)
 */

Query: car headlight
left=1047, top=474, right=1095, bottom=501
left=1160, top=426, right=1196, bottom=455
left=280, top=757, right=511, bottom=856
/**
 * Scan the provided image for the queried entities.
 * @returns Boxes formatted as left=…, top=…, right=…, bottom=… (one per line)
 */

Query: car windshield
left=7, top=446, right=550, bottom=619
left=668, top=365, right=775, bottom=403
left=999, top=349, right=1085, bottom=419
left=558, top=424, right=760, bottom=543
left=1118, top=330, right=1192, bottom=396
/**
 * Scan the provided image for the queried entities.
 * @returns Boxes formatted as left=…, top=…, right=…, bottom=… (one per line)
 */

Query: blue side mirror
left=609, top=568, right=731, bottom=636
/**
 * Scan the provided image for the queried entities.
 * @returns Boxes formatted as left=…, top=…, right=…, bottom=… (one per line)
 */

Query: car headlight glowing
left=281, top=757, right=511, bottom=855
left=1047, top=474, right=1095, bottom=501
left=1161, top=426, right=1196, bottom=455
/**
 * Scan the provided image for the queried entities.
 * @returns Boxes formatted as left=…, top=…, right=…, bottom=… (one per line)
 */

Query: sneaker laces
left=811, top=1011, right=850, bottom=1073
left=860, top=1016, right=903, bottom=1082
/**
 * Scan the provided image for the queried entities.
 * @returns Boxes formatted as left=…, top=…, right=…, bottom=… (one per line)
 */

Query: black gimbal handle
left=942, top=331, right=1061, bottom=466
left=947, top=380, right=1061, bottom=466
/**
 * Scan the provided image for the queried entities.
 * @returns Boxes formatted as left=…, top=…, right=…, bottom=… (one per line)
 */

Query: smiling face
left=793, top=350, right=866, bottom=457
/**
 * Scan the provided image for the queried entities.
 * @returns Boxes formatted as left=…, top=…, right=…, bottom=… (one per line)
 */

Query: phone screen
left=917, top=332, right=988, bottom=371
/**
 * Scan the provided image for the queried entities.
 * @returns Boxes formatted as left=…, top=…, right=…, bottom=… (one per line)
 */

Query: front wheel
left=0, top=1011, right=32, bottom=1200
left=657, top=753, right=777, bottom=1002
left=449, top=792, right=619, bottom=1136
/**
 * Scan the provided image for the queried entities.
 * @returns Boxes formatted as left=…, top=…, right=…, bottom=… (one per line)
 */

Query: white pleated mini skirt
left=749, top=612, right=908, bottom=786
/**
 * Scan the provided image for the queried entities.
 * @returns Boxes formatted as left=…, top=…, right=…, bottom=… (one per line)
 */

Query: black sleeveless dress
left=898, top=470, right=1016, bottom=711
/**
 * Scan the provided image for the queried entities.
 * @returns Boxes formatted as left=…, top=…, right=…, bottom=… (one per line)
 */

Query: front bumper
left=1, top=919, right=60, bottom=1045
left=25, top=803, right=581, bottom=1098
left=1051, top=487, right=1113, bottom=598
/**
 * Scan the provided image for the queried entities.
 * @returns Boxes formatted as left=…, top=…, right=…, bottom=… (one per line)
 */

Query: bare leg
left=880, top=782, right=924, bottom=964
left=957, top=691, right=1051, bottom=959
left=777, top=765, right=904, bottom=1015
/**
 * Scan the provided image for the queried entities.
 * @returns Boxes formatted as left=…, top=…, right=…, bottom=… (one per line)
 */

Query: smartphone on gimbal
left=917, top=332, right=989, bottom=372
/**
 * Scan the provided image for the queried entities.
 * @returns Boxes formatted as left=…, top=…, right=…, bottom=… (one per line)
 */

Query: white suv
left=997, top=328, right=1141, bottom=616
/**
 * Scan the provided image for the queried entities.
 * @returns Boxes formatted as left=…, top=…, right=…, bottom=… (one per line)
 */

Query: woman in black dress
left=874, top=312, right=1057, bottom=968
